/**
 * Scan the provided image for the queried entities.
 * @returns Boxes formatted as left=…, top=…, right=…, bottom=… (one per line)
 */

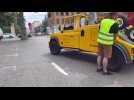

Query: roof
left=64, top=13, right=89, bottom=19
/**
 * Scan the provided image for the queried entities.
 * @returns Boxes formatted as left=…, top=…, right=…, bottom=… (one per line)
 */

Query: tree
left=0, top=12, right=27, bottom=40
left=0, top=12, right=16, bottom=33
left=42, top=16, right=48, bottom=33
left=16, top=12, right=27, bottom=40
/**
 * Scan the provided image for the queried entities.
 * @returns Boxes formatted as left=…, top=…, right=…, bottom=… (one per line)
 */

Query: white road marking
left=51, top=62, right=69, bottom=76
left=0, top=66, right=16, bottom=71
left=5, top=53, right=19, bottom=57
left=15, top=48, right=18, bottom=51
left=6, top=47, right=19, bottom=57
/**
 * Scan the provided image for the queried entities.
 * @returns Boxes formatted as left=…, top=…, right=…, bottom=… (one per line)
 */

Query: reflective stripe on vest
left=99, top=31, right=114, bottom=41
left=97, top=19, right=116, bottom=45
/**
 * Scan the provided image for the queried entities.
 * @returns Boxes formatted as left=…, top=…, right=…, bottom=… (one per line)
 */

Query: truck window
left=80, top=17, right=89, bottom=27
left=64, top=17, right=74, bottom=30
left=80, top=17, right=86, bottom=27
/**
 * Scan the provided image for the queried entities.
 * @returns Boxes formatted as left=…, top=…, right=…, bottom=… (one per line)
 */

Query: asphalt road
left=0, top=36, right=134, bottom=87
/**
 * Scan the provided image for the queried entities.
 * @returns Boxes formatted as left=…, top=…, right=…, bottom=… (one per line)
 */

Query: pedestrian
left=97, top=12, right=120, bottom=75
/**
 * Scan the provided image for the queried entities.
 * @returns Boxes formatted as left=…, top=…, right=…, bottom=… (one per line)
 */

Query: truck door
left=80, top=16, right=99, bottom=53
left=62, top=16, right=80, bottom=48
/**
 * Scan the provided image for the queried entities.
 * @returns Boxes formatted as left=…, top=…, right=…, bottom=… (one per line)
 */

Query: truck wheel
left=49, top=39, right=61, bottom=55
left=109, top=47, right=125, bottom=72
left=126, top=28, right=134, bottom=42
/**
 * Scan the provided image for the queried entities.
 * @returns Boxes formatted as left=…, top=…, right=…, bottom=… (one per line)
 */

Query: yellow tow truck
left=49, top=14, right=134, bottom=71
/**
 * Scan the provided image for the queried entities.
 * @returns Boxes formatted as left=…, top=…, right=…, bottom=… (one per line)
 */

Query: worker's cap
left=108, top=12, right=118, bottom=17
left=109, top=12, right=117, bottom=15
left=104, top=12, right=117, bottom=18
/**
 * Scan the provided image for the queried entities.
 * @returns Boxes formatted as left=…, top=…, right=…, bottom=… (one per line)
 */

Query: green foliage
left=2, top=26, right=10, bottom=33
left=14, top=24, right=21, bottom=35
left=16, top=12, right=26, bottom=34
left=0, top=12, right=17, bottom=33
left=0, top=12, right=26, bottom=38
left=42, top=16, right=48, bottom=33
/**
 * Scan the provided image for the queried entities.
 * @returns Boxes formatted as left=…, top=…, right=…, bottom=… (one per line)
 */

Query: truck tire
left=49, top=39, right=61, bottom=55
left=109, top=46, right=126, bottom=72
left=126, top=28, right=134, bottom=42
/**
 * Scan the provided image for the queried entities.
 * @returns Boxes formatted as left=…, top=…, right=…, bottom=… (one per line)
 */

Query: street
left=0, top=36, right=134, bottom=87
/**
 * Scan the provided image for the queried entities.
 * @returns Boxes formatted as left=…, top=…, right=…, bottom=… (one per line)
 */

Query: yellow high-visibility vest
left=97, top=19, right=116, bottom=45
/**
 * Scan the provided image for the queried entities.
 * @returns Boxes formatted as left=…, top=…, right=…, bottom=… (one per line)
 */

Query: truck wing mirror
left=61, top=30, right=63, bottom=33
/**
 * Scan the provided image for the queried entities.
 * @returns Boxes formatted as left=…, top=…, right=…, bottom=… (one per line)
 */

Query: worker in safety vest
left=97, top=12, right=120, bottom=75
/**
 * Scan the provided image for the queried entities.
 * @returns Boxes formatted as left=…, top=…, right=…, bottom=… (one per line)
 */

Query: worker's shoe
left=96, top=68, right=103, bottom=72
left=102, top=70, right=113, bottom=75
left=102, top=67, right=113, bottom=75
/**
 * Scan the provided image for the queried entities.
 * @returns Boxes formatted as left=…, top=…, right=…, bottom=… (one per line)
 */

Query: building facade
left=48, top=12, right=86, bottom=27
left=47, top=12, right=127, bottom=28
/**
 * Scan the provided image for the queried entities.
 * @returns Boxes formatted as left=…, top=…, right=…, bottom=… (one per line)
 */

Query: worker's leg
left=102, top=57, right=109, bottom=73
left=102, top=45, right=113, bottom=74
left=97, top=56, right=103, bottom=69
left=97, top=44, right=103, bottom=71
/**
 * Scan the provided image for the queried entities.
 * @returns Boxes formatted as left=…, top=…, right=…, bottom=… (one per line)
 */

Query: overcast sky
left=24, top=12, right=47, bottom=28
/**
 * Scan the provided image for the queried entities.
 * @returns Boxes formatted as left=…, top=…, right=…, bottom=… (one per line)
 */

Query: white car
left=0, top=28, right=3, bottom=40
left=46, top=27, right=52, bottom=35
left=3, top=33, right=16, bottom=39
left=53, top=26, right=60, bottom=33
left=27, top=32, right=32, bottom=37
left=35, top=32, right=42, bottom=36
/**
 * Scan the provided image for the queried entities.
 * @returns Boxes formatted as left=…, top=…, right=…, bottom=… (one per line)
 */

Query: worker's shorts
left=97, top=44, right=112, bottom=58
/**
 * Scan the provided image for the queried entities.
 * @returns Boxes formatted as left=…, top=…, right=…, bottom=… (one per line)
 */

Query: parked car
left=46, top=27, right=52, bottom=35
left=17, top=32, right=32, bottom=39
left=53, top=26, right=60, bottom=33
left=27, top=32, right=32, bottom=37
left=35, top=32, right=42, bottom=36
left=3, top=33, right=16, bottom=39
left=0, top=28, right=3, bottom=40
left=34, top=32, right=45, bottom=36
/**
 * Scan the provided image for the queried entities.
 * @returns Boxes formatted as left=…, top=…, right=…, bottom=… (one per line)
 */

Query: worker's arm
left=110, top=23, right=120, bottom=40
left=110, top=23, right=120, bottom=34
left=99, top=24, right=100, bottom=30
